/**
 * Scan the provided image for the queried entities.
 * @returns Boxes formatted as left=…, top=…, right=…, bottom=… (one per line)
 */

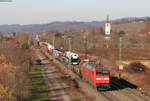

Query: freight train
left=39, top=41, right=110, bottom=90
left=39, top=42, right=81, bottom=65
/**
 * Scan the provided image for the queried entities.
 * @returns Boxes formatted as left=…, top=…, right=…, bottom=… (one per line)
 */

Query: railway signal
left=104, top=16, right=111, bottom=47
left=105, top=15, right=111, bottom=36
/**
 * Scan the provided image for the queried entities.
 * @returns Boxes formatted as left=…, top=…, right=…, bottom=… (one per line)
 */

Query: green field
left=29, top=65, right=49, bottom=101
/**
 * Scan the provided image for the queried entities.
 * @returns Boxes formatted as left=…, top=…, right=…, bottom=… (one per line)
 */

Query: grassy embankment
left=29, top=65, right=49, bottom=101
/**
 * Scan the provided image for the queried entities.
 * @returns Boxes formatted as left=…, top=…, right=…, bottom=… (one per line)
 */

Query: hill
left=0, top=17, right=150, bottom=34
left=0, top=21, right=104, bottom=33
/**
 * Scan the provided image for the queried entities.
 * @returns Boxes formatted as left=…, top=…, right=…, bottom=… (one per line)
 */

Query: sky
left=0, top=0, right=150, bottom=25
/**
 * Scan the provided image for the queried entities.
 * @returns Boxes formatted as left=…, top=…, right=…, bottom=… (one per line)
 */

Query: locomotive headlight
left=96, top=78, right=109, bottom=80
left=103, top=78, right=109, bottom=80
left=96, top=78, right=101, bottom=80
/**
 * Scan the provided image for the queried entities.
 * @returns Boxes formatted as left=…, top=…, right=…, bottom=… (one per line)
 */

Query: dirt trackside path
left=42, top=65, right=70, bottom=101
left=36, top=50, right=71, bottom=101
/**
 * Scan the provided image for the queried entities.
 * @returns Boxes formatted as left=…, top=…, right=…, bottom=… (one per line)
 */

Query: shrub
left=0, top=84, right=15, bottom=101
left=21, top=43, right=29, bottom=49
left=118, top=30, right=125, bottom=37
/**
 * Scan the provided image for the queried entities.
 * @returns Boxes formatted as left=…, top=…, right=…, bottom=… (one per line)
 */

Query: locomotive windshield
left=96, top=70, right=109, bottom=75
left=71, top=58, right=81, bottom=62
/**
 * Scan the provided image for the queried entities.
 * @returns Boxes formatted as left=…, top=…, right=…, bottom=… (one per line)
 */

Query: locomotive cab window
left=96, top=71, right=109, bottom=75
left=71, top=58, right=80, bottom=62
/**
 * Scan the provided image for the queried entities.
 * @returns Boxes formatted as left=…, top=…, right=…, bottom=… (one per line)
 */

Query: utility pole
left=119, top=37, right=122, bottom=65
left=52, top=33, right=55, bottom=61
left=105, top=38, right=109, bottom=48
left=84, top=31, right=88, bottom=59
left=68, top=38, right=71, bottom=52
left=68, top=38, right=71, bottom=67
left=28, top=35, right=31, bottom=46
left=118, top=37, right=123, bottom=78
left=35, top=34, right=40, bottom=46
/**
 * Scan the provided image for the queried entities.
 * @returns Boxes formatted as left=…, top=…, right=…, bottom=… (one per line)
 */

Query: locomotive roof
left=85, top=64, right=106, bottom=70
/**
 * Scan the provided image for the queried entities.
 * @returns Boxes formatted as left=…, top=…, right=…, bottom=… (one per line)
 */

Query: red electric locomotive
left=82, top=63, right=110, bottom=90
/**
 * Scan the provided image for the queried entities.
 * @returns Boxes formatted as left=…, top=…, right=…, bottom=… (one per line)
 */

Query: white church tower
left=105, top=16, right=111, bottom=35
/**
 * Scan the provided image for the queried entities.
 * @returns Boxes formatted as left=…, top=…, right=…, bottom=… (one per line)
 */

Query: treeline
left=0, top=33, right=35, bottom=101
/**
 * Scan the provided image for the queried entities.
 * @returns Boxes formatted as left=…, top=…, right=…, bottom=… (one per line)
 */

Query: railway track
left=40, top=49, right=150, bottom=101
left=100, top=91, right=121, bottom=101
left=110, top=79, right=150, bottom=101
left=99, top=80, right=150, bottom=101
